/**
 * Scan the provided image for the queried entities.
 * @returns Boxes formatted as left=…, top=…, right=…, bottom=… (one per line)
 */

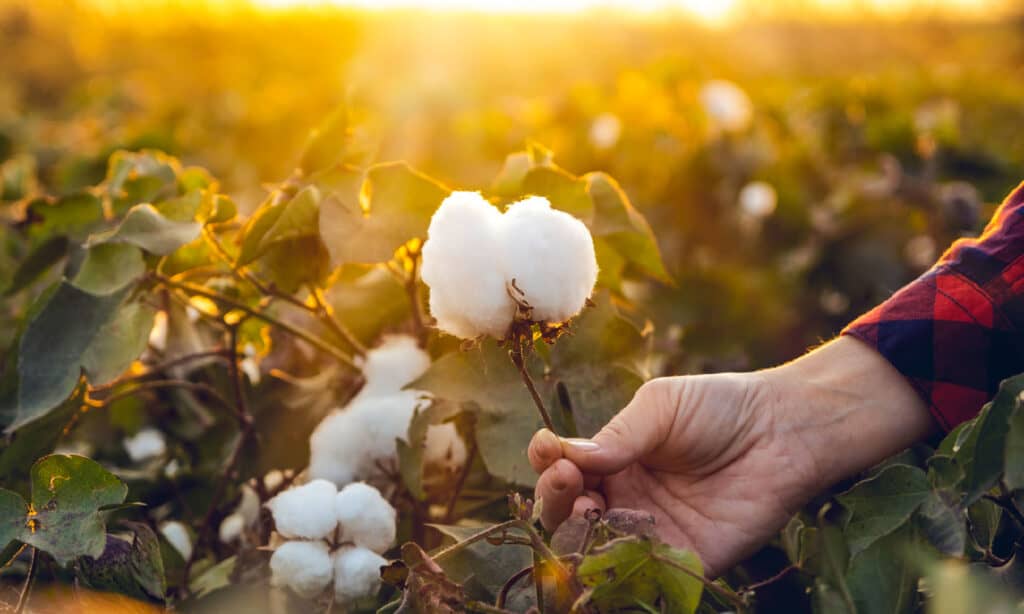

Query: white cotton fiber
left=738, top=181, right=777, bottom=218
left=420, top=192, right=599, bottom=339
left=498, top=196, right=598, bottom=323
left=218, top=513, right=246, bottom=543
left=335, top=482, right=397, bottom=554
left=148, top=310, right=168, bottom=351
left=308, top=390, right=429, bottom=486
left=423, top=422, right=468, bottom=470
left=333, top=546, right=387, bottom=604
left=700, top=80, right=753, bottom=133
left=270, top=540, right=333, bottom=599
left=160, top=521, right=193, bottom=561
left=420, top=191, right=515, bottom=339
left=265, top=479, right=339, bottom=539
left=123, top=427, right=166, bottom=462
left=358, top=335, right=431, bottom=397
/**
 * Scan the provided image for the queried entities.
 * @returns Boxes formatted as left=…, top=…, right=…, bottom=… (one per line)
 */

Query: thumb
left=558, top=378, right=676, bottom=475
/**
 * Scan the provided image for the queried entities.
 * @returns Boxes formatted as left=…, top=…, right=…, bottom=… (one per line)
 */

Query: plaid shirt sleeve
left=842, top=181, right=1024, bottom=431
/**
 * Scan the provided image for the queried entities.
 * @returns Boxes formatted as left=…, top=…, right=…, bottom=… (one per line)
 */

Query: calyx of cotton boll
left=335, top=482, right=397, bottom=554
left=357, top=334, right=431, bottom=397
left=420, top=192, right=598, bottom=340
left=160, top=521, right=192, bottom=561
left=270, top=541, right=333, bottom=599
left=265, top=479, right=338, bottom=539
left=333, top=546, right=387, bottom=604
left=123, top=427, right=166, bottom=462
left=308, top=390, right=430, bottom=486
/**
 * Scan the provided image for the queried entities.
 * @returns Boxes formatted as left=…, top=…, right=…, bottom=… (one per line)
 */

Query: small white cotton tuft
left=700, top=80, right=753, bottom=133
left=160, top=521, right=192, bottom=561
left=335, top=482, right=397, bottom=554
left=499, top=196, right=598, bottom=323
left=423, top=422, right=468, bottom=470
left=738, top=181, right=777, bottom=218
left=589, top=112, right=622, bottom=150
left=358, top=335, right=431, bottom=397
left=308, top=390, right=429, bottom=487
left=333, top=546, right=387, bottom=604
left=235, top=484, right=261, bottom=525
left=123, top=427, right=166, bottom=462
left=270, top=540, right=333, bottom=599
left=420, top=191, right=514, bottom=339
left=148, top=311, right=168, bottom=351
left=218, top=513, right=246, bottom=543
left=265, top=479, right=338, bottom=539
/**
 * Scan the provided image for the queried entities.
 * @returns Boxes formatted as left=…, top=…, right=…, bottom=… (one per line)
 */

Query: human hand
left=529, top=336, right=934, bottom=576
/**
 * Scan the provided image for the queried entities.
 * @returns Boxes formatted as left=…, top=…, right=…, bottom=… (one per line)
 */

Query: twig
left=15, top=546, right=37, bottom=614
left=154, top=273, right=358, bottom=370
left=742, top=564, right=798, bottom=593
left=88, top=349, right=235, bottom=393
left=92, top=379, right=244, bottom=423
left=443, top=439, right=479, bottom=523
left=509, top=337, right=555, bottom=433
left=404, top=251, right=428, bottom=346
left=987, top=485, right=1024, bottom=530
left=496, top=565, right=534, bottom=608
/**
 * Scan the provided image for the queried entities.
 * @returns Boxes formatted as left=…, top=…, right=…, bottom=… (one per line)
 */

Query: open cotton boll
left=309, top=390, right=429, bottom=486
left=699, top=80, right=753, bottom=133
left=270, top=541, right=333, bottom=599
left=333, top=546, right=387, bottom=604
left=148, top=310, right=168, bottom=351
left=236, top=484, right=261, bottom=525
left=738, top=181, right=777, bottom=218
left=123, top=427, right=166, bottom=462
left=160, top=521, right=193, bottom=561
left=265, top=479, right=338, bottom=539
left=424, top=422, right=467, bottom=470
left=420, top=191, right=514, bottom=339
left=219, top=513, right=246, bottom=543
left=498, top=196, right=598, bottom=323
left=358, top=335, right=431, bottom=397
left=335, top=482, right=397, bottom=554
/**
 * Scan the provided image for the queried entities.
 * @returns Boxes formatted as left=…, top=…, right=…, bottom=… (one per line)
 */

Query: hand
left=528, top=337, right=935, bottom=577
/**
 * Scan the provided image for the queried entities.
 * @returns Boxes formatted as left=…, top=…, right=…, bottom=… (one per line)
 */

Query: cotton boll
left=498, top=197, right=598, bottom=323
left=123, top=427, right=166, bottom=462
left=265, top=479, right=338, bottom=539
left=699, top=80, right=753, bottom=133
left=358, top=335, right=431, bottom=397
left=333, top=546, right=387, bottom=604
left=160, top=521, right=193, bottom=561
left=589, top=112, right=622, bottom=151
left=148, top=311, right=168, bottom=351
left=423, top=422, right=467, bottom=470
left=420, top=191, right=514, bottom=339
left=335, top=482, right=396, bottom=554
left=309, top=391, right=428, bottom=487
left=219, top=513, right=246, bottom=543
left=738, top=182, right=777, bottom=218
left=264, top=469, right=285, bottom=491
left=270, top=541, right=333, bottom=599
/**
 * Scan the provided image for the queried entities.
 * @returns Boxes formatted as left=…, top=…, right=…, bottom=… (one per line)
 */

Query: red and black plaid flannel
left=842, top=182, right=1024, bottom=431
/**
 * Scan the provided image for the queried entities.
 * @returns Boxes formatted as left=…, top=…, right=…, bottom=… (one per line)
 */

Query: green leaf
left=238, top=186, right=321, bottom=267
left=429, top=523, right=533, bottom=600
left=320, top=162, right=449, bottom=266
left=576, top=536, right=704, bottom=614
left=1004, top=380, right=1024, bottom=492
left=71, top=243, right=145, bottom=295
left=189, top=555, right=236, bottom=599
left=104, top=150, right=179, bottom=216
left=75, top=522, right=167, bottom=603
left=154, top=189, right=203, bottom=222
left=966, top=497, right=1001, bottom=553
left=809, top=523, right=855, bottom=614
left=916, top=490, right=966, bottom=557
left=26, top=193, right=105, bottom=243
left=12, top=282, right=128, bottom=431
left=3, top=236, right=68, bottom=296
left=0, top=455, right=128, bottom=566
left=586, top=172, right=670, bottom=283
left=837, top=464, right=929, bottom=558
left=844, top=527, right=917, bottom=614
left=521, top=166, right=593, bottom=223
left=299, top=106, right=349, bottom=174
left=0, top=384, right=85, bottom=482
left=961, top=374, right=1024, bottom=503
left=398, top=400, right=461, bottom=500
left=86, top=203, right=201, bottom=256
left=81, top=301, right=157, bottom=385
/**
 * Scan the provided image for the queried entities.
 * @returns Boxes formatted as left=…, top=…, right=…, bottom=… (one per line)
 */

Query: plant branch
left=92, top=379, right=244, bottom=423
left=15, top=546, right=37, bottom=614
left=154, top=273, right=358, bottom=371
left=496, top=565, right=535, bottom=608
left=988, top=483, right=1024, bottom=530
left=88, top=349, right=235, bottom=393
left=404, top=251, right=428, bottom=346
left=509, top=337, right=555, bottom=434
left=443, top=438, right=479, bottom=523
left=742, top=564, right=798, bottom=594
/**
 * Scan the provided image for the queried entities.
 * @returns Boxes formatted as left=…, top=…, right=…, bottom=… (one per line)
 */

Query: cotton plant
left=266, top=480, right=394, bottom=605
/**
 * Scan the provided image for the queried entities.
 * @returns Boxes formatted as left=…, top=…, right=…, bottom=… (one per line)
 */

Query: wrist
left=763, top=336, right=936, bottom=491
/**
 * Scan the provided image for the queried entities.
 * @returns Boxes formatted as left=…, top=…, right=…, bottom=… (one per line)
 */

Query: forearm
left=765, top=336, right=937, bottom=490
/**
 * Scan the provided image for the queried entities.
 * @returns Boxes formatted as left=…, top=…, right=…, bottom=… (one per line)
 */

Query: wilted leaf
left=87, top=203, right=201, bottom=256
left=429, top=523, right=532, bottom=600
left=76, top=523, right=167, bottom=603
left=837, top=464, right=929, bottom=558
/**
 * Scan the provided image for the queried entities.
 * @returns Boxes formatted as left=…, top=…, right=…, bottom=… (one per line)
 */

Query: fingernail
left=560, top=437, right=600, bottom=452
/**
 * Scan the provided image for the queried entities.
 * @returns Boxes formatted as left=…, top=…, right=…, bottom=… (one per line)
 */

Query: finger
left=571, top=489, right=607, bottom=518
left=528, top=428, right=563, bottom=474
left=559, top=379, right=676, bottom=475
left=583, top=474, right=602, bottom=490
left=535, top=459, right=584, bottom=531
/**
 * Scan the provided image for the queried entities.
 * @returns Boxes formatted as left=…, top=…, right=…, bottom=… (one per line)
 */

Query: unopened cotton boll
left=335, top=482, right=397, bottom=554
left=160, top=521, right=192, bottom=561
left=123, top=427, right=166, bottom=462
left=309, top=390, right=428, bottom=486
left=265, top=479, right=338, bottom=539
left=270, top=540, right=333, bottom=599
left=358, top=335, right=431, bottom=397
left=738, top=181, right=777, bottom=218
left=333, top=546, right=387, bottom=604
left=420, top=191, right=514, bottom=339
left=498, top=197, right=598, bottom=323
left=424, top=422, right=468, bottom=470
left=700, top=80, right=753, bottom=133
